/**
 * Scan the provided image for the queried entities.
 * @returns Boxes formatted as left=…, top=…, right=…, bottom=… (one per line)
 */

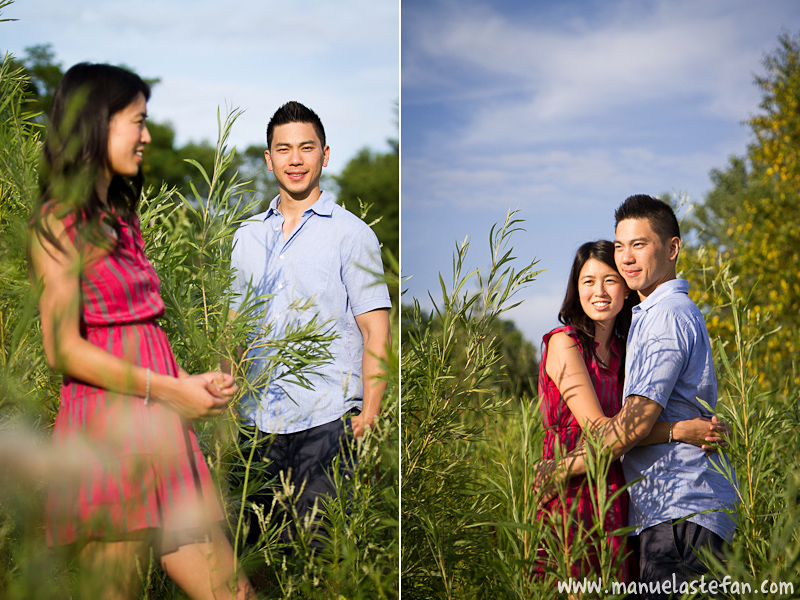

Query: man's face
left=265, top=122, right=329, bottom=201
left=614, top=217, right=680, bottom=299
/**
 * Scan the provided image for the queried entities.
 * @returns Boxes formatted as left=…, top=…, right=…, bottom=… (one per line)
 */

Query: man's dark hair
left=614, top=194, right=681, bottom=242
left=266, top=101, right=326, bottom=150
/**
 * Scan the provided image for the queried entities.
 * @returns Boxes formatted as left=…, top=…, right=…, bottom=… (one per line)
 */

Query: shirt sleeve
left=341, top=224, right=392, bottom=316
left=625, top=308, right=690, bottom=408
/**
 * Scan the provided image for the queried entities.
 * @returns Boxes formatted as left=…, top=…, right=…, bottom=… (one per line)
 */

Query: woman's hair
left=558, top=240, right=638, bottom=368
left=32, top=62, right=151, bottom=250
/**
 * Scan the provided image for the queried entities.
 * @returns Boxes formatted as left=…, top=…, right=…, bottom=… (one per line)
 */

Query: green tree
left=685, top=31, right=800, bottom=387
left=235, top=143, right=281, bottom=213
left=141, top=121, right=211, bottom=192
left=334, top=143, right=399, bottom=264
left=6, top=44, right=61, bottom=119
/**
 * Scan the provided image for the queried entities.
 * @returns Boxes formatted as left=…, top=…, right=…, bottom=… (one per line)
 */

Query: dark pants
left=635, top=520, right=726, bottom=599
left=239, top=411, right=357, bottom=549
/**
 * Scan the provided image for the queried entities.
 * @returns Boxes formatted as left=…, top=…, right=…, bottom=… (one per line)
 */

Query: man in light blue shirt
left=230, top=101, right=391, bottom=553
left=614, top=195, right=736, bottom=598
left=622, top=281, right=735, bottom=539
left=533, top=195, right=736, bottom=598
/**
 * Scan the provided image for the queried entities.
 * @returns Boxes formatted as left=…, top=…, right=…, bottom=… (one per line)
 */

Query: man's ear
left=669, top=236, right=681, bottom=261
left=264, top=149, right=274, bottom=172
left=322, top=145, right=330, bottom=168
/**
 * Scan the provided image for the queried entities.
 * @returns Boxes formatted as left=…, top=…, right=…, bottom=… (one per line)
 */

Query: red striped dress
left=45, top=207, right=223, bottom=547
left=536, top=325, right=631, bottom=581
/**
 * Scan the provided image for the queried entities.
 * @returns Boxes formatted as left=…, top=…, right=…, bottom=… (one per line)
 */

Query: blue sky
left=402, top=0, right=800, bottom=348
left=2, top=0, right=399, bottom=174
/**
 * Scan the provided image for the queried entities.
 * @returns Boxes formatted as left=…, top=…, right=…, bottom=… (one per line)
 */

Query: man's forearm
left=360, top=331, right=390, bottom=418
left=354, top=309, right=391, bottom=427
left=556, top=426, right=633, bottom=482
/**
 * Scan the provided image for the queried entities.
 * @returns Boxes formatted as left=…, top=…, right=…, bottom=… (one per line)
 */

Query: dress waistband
left=85, top=317, right=161, bottom=329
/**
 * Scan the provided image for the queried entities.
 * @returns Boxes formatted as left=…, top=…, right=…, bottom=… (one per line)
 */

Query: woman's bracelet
left=144, top=368, right=151, bottom=406
left=668, top=421, right=674, bottom=443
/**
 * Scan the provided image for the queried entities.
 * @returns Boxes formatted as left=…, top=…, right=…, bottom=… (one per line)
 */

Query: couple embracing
left=534, top=195, right=737, bottom=599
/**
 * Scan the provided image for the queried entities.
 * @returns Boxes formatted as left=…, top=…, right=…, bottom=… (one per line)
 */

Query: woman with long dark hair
left=535, top=240, right=726, bottom=580
left=29, top=63, right=254, bottom=599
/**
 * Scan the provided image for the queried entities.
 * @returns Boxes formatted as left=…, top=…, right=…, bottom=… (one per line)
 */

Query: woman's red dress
left=45, top=209, right=223, bottom=547
left=536, top=325, right=631, bottom=581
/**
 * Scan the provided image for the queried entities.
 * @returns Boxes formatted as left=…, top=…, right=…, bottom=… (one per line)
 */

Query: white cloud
left=404, top=0, right=788, bottom=125
left=401, top=0, right=793, bottom=220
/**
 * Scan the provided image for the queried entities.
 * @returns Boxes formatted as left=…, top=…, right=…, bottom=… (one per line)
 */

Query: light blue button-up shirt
left=621, top=279, right=737, bottom=542
left=230, top=191, right=391, bottom=434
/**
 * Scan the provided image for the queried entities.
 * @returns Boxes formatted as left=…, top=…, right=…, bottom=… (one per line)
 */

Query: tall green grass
left=401, top=213, right=546, bottom=598
left=689, top=272, right=800, bottom=599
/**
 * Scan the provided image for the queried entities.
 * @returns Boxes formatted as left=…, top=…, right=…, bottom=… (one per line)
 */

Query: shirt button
left=277, top=284, right=283, bottom=290
left=279, top=254, right=285, bottom=260
left=274, top=226, right=279, bottom=232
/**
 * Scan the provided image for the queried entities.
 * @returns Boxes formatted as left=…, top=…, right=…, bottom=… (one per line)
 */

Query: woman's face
left=577, top=257, right=628, bottom=327
left=106, top=92, right=150, bottom=179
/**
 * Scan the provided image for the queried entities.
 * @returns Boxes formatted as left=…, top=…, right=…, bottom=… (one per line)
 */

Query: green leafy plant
left=401, top=211, right=544, bottom=599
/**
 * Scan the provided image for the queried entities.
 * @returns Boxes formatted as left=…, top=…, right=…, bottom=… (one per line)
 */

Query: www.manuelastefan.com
left=557, top=575, right=794, bottom=596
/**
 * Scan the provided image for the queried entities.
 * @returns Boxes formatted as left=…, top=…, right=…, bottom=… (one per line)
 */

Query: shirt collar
left=263, top=190, right=335, bottom=220
left=634, top=278, right=689, bottom=312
